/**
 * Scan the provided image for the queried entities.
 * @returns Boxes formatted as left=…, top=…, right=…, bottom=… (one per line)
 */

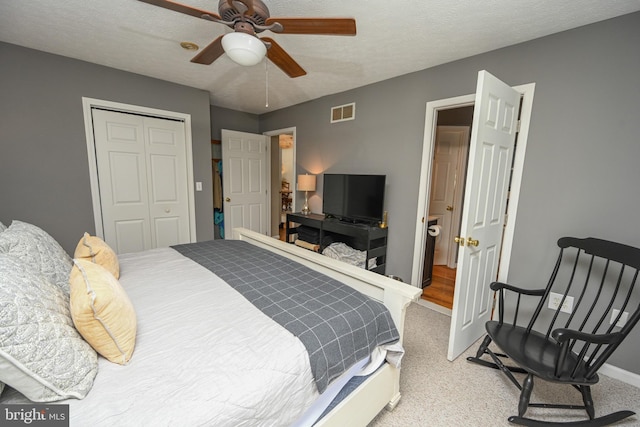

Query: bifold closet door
left=92, top=109, right=191, bottom=253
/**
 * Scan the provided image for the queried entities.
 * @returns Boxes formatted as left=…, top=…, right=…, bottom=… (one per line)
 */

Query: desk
left=285, top=212, right=388, bottom=275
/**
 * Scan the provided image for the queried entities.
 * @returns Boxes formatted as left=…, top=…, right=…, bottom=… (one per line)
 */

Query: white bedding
left=90, top=247, right=324, bottom=426
left=4, top=248, right=319, bottom=425
left=2, top=246, right=399, bottom=426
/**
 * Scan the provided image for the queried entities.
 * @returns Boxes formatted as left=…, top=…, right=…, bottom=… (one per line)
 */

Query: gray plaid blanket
left=172, top=239, right=399, bottom=393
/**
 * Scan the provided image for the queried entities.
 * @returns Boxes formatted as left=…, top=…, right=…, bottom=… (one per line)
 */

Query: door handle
left=225, top=197, right=231, bottom=202
left=466, top=237, right=479, bottom=247
left=454, top=236, right=465, bottom=246
left=446, top=205, right=454, bottom=211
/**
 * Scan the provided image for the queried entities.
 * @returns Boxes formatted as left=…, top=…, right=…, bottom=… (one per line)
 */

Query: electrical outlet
left=548, top=292, right=574, bottom=314
left=610, top=309, right=629, bottom=328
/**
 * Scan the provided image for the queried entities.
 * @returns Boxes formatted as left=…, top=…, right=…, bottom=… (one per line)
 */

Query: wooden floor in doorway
left=421, top=265, right=456, bottom=309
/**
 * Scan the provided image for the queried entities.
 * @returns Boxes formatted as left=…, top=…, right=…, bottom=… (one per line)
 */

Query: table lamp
left=297, top=174, right=316, bottom=215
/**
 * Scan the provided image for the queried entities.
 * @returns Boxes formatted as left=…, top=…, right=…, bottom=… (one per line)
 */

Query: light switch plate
left=196, top=182, right=202, bottom=191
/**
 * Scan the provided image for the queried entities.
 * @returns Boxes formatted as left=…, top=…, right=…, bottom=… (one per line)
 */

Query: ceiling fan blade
left=138, top=0, right=221, bottom=21
left=262, top=37, right=306, bottom=78
left=265, top=18, right=356, bottom=35
left=191, top=36, right=225, bottom=65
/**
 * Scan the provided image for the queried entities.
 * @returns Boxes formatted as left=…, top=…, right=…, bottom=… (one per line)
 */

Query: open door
left=447, top=71, right=521, bottom=361
left=221, top=129, right=269, bottom=237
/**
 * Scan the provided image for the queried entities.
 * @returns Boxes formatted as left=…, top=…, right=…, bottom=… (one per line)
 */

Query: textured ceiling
left=1, top=1, right=639, bottom=114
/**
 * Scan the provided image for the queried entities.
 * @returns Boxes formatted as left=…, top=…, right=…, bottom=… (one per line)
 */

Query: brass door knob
left=446, top=205, right=454, bottom=211
left=454, top=236, right=465, bottom=246
left=225, top=197, right=231, bottom=202
left=467, top=237, right=480, bottom=247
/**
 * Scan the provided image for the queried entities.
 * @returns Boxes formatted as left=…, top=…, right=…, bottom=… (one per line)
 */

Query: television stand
left=285, top=212, right=388, bottom=275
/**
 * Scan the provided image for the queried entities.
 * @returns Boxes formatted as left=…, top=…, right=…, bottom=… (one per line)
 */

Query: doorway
left=411, top=79, right=535, bottom=344
left=421, top=109, right=473, bottom=310
left=214, top=127, right=296, bottom=240
left=263, top=127, right=297, bottom=240
left=420, top=97, right=527, bottom=312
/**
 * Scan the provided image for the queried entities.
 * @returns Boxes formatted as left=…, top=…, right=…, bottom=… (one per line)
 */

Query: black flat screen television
left=322, top=174, right=386, bottom=224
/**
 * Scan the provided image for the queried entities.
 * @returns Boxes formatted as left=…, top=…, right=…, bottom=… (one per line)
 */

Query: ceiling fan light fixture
left=221, top=32, right=266, bottom=66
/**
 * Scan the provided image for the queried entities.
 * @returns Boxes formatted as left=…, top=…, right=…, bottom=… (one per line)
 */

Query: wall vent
left=330, top=102, right=355, bottom=123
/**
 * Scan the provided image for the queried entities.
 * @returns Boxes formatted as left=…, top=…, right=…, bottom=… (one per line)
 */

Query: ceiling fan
left=138, top=0, right=357, bottom=78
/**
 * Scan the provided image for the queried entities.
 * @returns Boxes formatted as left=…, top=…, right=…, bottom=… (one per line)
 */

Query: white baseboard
left=599, top=363, right=640, bottom=389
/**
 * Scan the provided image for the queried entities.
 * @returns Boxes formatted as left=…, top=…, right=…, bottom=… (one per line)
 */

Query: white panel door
left=92, top=109, right=191, bottom=253
left=93, top=109, right=150, bottom=253
left=429, top=126, right=469, bottom=267
left=447, top=71, right=520, bottom=361
left=221, top=129, right=268, bottom=237
left=144, top=116, right=191, bottom=248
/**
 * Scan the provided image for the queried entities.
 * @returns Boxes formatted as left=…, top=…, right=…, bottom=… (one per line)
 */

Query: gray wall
left=0, top=42, right=213, bottom=253
left=259, top=12, right=640, bottom=374
left=210, top=105, right=259, bottom=141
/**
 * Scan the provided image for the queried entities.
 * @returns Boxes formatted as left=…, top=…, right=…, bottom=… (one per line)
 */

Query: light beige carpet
left=369, top=303, right=640, bottom=427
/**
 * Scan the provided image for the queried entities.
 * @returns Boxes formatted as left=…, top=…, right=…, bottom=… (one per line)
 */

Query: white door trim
left=411, top=83, right=536, bottom=288
left=81, top=97, right=197, bottom=242
left=498, top=83, right=535, bottom=282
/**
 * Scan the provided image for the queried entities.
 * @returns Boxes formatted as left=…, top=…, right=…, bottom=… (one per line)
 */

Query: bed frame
left=233, top=228, right=422, bottom=426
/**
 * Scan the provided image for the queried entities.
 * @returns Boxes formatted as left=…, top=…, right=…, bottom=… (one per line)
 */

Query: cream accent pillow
left=70, top=259, right=136, bottom=365
left=74, top=233, right=120, bottom=279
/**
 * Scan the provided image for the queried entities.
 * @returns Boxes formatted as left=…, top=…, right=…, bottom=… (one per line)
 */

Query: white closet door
left=144, top=116, right=191, bottom=248
left=92, top=109, right=191, bottom=253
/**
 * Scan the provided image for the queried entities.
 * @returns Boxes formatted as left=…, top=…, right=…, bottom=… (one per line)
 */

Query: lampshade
left=221, top=32, right=266, bottom=66
left=297, top=174, right=316, bottom=192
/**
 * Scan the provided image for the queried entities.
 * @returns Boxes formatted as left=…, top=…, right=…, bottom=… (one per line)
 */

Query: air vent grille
left=331, top=102, right=355, bottom=123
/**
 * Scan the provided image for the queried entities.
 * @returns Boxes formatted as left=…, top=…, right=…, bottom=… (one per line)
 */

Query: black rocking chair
left=468, top=237, right=640, bottom=426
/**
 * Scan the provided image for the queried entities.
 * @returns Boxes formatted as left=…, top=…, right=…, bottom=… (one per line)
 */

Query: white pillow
left=0, top=255, right=98, bottom=401
left=0, top=221, right=6, bottom=233
left=0, top=221, right=73, bottom=296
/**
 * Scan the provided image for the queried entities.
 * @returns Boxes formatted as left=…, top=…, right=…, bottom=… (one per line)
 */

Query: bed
left=0, top=220, right=421, bottom=426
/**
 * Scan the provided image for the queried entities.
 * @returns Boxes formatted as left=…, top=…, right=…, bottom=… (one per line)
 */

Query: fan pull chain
left=265, top=59, right=269, bottom=108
